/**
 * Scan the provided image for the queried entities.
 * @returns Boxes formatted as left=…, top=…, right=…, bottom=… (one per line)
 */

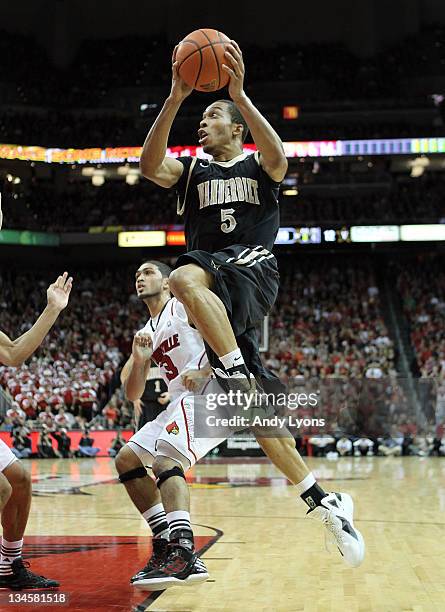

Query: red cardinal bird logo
left=166, top=421, right=179, bottom=435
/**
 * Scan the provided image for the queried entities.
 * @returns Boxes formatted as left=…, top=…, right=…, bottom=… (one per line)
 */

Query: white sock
left=166, top=510, right=192, bottom=535
left=294, top=472, right=316, bottom=496
left=0, top=538, right=23, bottom=576
left=220, top=348, right=245, bottom=370
left=142, top=504, right=169, bottom=540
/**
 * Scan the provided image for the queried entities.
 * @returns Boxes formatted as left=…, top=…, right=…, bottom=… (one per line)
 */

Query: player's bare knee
left=4, top=461, right=31, bottom=495
left=152, top=455, right=179, bottom=478
left=0, top=474, right=12, bottom=508
left=19, top=466, right=32, bottom=492
left=115, top=445, right=142, bottom=474
left=169, top=265, right=210, bottom=300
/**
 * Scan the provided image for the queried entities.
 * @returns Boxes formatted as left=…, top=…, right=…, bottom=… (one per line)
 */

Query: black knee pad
left=118, top=466, right=148, bottom=483
left=156, top=465, right=185, bottom=489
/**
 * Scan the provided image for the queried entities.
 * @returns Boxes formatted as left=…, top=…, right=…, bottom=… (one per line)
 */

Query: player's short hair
left=140, top=260, right=172, bottom=278
left=218, top=99, right=249, bottom=143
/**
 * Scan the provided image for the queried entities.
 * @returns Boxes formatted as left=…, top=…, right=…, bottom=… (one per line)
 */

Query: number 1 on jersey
left=220, top=208, right=237, bottom=233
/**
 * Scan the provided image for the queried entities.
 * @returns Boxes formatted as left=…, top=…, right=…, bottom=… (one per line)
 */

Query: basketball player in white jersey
left=116, top=260, right=219, bottom=589
left=116, top=260, right=365, bottom=591
left=0, top=195, right=72, bottom=589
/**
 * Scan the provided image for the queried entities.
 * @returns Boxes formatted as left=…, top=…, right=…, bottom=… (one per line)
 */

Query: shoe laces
left=312, top=507, right=344, bottom=554
left=164, top=545, right=190, bottom=572
left=139, top=539, right=167, bottom=572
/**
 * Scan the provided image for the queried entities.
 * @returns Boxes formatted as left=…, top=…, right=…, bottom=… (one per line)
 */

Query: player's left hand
left=222, top=40, right=246, bottom=103
left=170, top=46, right=193, bottom=102
left=181, top=368, right=204, bottom=392
left=157, top=392, right=170, bottom=405
left=46, top=272, right=73, bottom=311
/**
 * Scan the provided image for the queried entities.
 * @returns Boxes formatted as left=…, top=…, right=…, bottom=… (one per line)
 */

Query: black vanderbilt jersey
left=140, top=364, right=168, bottom=405
left=175, top=151, right=281, bottom=252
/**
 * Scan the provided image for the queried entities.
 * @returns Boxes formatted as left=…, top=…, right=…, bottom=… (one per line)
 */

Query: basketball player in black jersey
left=139, top=40, right=365, bottom=568
left=140, top=40, right=285, bottom=395
left=133, top=366, right=169, bottom=431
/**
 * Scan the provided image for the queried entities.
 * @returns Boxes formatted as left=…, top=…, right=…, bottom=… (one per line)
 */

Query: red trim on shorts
left=201, top=379, right=211, bottom=394
left=197, top=350, right=206, bottom=370
left=181, top=398, right=198, bottom=463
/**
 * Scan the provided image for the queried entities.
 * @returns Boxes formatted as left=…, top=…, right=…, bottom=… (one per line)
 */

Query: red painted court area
left=1, top=535, right=215, bottom=612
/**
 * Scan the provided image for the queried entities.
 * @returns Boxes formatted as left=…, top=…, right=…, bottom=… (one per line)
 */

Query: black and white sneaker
left=132, top=543, right=209, bottom=591
left=130, top=538, right=169, bottom=584
left=187, top=556, right=209, bottom=585
left=0, top=559, right=59, bottom=590
left=309, top=492, right=365, bottom=568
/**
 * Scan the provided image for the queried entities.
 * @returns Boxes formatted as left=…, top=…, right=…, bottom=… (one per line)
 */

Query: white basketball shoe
left=309, top=492, right=365, bottom=568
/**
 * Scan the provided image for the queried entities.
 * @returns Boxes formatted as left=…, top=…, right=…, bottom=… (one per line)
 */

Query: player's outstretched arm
left=223, top=40, right=288, bottom=183
left=122, top=333, right=153, bottom=402
left=0, top=272, right=73, bottom=367
left=139, top=51, right=193, bottom=188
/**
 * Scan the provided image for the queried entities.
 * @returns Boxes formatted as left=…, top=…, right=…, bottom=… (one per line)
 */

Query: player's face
left=135, top=264, right=164, bottom=299
left=198, top=103, right=235, bottom=153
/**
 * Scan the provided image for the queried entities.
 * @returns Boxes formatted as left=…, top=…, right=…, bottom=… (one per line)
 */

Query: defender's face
left=135, top=263, right=164, bottom=299
left=198, top=102, right=234, bottom=154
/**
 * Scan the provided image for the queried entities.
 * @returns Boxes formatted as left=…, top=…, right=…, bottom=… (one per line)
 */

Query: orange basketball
left=174, top=28, right=231, bottom=92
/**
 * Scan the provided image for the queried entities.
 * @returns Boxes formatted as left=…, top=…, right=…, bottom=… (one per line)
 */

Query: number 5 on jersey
left=220, top=208, right=237, bottom=233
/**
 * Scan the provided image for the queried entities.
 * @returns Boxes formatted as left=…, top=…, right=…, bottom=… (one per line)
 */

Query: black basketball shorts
left=174, top=244, right=284, bottom=394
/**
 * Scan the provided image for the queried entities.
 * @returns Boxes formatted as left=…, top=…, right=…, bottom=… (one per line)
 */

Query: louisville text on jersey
left=152, top=334, right=180, bottom=363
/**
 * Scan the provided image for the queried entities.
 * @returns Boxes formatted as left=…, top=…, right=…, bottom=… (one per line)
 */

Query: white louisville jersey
left=139, top=298, right=208, bottom=400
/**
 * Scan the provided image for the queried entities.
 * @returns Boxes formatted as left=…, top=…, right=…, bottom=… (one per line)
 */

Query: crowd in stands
left=0, top=109, right=140, bottom=149
left=263, top=257, right=420, bottom=439
left=307, top=427, right=445, bottom=458
left=266, top=258, right=396, bottom=380
left=2, top=25, right=445, bottom=106
left=281, top=173, right=445, bottom=225
left=0, top=25, right=444, bottom=147
left=0, top=265, right=145, bottom=438
left=2, top=170, right=445, bottom=233
left=395, top=255, right=445, bottom=381
left=1, top=179, right=180, bottom=232
left=0, top=255, right=444, bottom=456
left=1, top=108, right=441, bottom=149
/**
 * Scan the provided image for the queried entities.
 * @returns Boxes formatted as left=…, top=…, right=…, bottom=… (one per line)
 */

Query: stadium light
left=92, top=171, right=105, bottom=186
left=117, top=165, right=130, bottom=176
left=125, top=173, right=139, bottom=185
left=409, top=156, right=430, bottom=178
left=81, top=167, right=95, bottom=177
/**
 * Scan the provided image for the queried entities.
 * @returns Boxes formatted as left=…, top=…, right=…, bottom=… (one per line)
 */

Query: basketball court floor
left=11, top=455, right=445, bottom=612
